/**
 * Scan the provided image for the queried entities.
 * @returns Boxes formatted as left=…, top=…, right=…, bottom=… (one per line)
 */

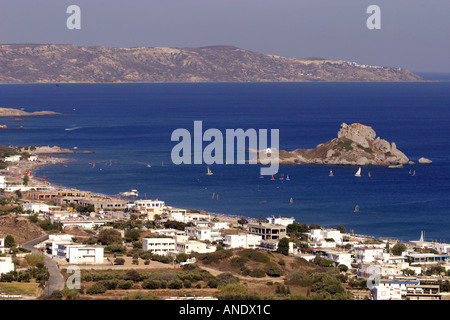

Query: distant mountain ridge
left=0, top=44, right=424, bottom=83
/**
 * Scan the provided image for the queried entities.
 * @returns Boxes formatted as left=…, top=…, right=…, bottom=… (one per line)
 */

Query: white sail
left=206, top=166, right=213, bottom=175
left=355, top=167, right=361, bottom=177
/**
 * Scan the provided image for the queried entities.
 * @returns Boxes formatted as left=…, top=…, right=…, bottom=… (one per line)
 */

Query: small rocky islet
left=273, top=122, right=425, bottom=166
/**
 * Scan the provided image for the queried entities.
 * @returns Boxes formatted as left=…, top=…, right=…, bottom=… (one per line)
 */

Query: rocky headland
left=0, top=44, right=424, bottom=83
left=0, top=107, right=61, bottom=117
left=273, top=123, right=412, bottom=166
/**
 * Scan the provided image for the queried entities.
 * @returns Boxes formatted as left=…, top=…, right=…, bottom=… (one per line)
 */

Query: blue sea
left=1, top=79, right=449, bottom=242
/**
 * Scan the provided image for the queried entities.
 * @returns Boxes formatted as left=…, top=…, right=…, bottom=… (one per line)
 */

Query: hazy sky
left=0, top=0, right=449, bottom=72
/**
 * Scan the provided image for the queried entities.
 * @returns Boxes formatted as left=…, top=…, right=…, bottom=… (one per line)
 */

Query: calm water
left=0, top=82, right=449, bottom=241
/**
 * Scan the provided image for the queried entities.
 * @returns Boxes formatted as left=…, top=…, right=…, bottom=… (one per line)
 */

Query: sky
left=0, top=0, right=449, bottom=72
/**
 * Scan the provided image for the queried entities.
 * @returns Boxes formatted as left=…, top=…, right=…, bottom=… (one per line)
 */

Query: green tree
left=98, top=229, right=122, bottom=245
left=4, top=235, right=15, bottom=248
left=336, top=225, right=346, bottom=234
left=276, top=238, right=290, bottom=256
left=22, top=175, right=29, bottom=186
left=125, top=229, right=141, bottom=242
left=176, top=253, right=190, bottom=262
left=237, top=217, right=248, bottom=227
left=391, top=243, right=407, bottom=256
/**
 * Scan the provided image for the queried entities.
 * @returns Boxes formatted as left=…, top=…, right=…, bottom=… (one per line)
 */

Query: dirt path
left=197, top=265, right=284, bottom=283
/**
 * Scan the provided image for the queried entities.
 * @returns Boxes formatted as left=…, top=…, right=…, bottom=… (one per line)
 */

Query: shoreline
left=11, top=152, right=398, bottom=243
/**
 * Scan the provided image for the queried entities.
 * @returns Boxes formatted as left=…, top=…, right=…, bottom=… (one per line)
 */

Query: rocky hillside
left=0, top=213, right=47, bottom=245
left=0, top=44, right=423, bottom=83
left=274, top=123, right=411, bottom=166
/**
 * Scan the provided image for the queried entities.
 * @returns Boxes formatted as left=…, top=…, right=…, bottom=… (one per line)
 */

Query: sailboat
left=368, top=172, right=371, bottom=177
left=289, top=197, right=293, bottom=206
left=412, top=170, right=416, bottom=176
left=279, top=174, right=284, bottom=180
left=206, top=166, right=213, bottom=175
left=329, top=170, right=334, bottom=177
left=355, top=167, right=362, bottom=177
left=271, top=175, right=275, bottom=181
left=259, top=174, right=264, bottom=179
left=354, top=204, right=359, bottom=213
left=286, top=174, right=290, bottom=181
left=212, top=192, right=215, bottom=200
left=409, top=170, right=412, bottom=175
left=216, top=194, right=219, bottom=201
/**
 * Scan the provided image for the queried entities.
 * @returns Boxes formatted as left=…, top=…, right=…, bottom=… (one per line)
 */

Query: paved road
left=23, top=235, right=65, bottom=295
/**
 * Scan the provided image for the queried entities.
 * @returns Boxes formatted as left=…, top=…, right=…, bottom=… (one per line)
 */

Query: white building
left=432, top=243, right=450, bottom=255
left=371, top=280, right=419, bottom=300
left=308, top=241, right=337, bottom=249
left=60, top=219, right=107, bottom=230
left=142, top=237, right=176, bottom=255
left=266, top=216, right=295, bottom=227
left=57, top=244, right=104, bottom=264
left=46, top=234, right=75, bottom=256
left=133, top=200, right=165, bottom=218
left=0, top=238, right=7, bottom=254
left=4, top=155, right=21, bottom=162
left=322, top=250, right=352, bottom=268
left=223, top=234, right=262, bottom=250
left=23, top=202, right=50, bottom=213
left=28, top=156, right=38, bottom=162
left=308, top=228, right=343, bottom=244
left=151, top=228, right=185, bottom=237
left=0, top=256, right=14, bottom=275
left=353, top=247, right=384, bottom=263
left=46, top=211, right=80, bottom=220
left=0, top=176, right=6, bottom=189
left=371, top=285, right=402, bottom=300
left=176, top=240, right=216, bottom=254
left=166, top=209, right=210, bottom=224
left=209, top=221, right=230, bottom=230
left=185, top=227, right=212, bottom=241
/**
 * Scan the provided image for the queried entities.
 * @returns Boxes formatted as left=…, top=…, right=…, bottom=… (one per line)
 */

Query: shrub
left=98, top=229, right=123, bottom=245
left=217, top=273, right=240, bottom=286
left=168, top=280, right=183, bottom=289
left=142, top=279, right=162, bottom=289
left=239, top=249, right=270, bottom=263
left=86, top=283, right=107, bottom=295
left=105, top=243, right=126, bottom=254
left=183, top=280, right=192, bottom=288
left=125, top=270, right=141, bottom=282
left=339, top=265, right=349, bottom=273
left=118, top=280, right=133, bottom=290
left=264, top=262, right=284, bottom=277
left=193, top=250, right=233, bottom=265
left=207, top=279, right=219, bottom=288
left=230, top=256, right=249, bottom=268
left=98, top=280, right=118, bottom=290
left=114, top=258, right=125, bottom=265
left=250, top=269, right=266, bottom=278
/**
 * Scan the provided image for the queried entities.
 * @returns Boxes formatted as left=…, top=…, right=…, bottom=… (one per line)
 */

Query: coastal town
left=0, top=147, right=449, bottom=301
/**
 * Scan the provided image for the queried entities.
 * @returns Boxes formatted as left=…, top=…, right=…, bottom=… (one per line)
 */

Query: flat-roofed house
left=247, top=222, right=286, bottom=241
left=142, top=237, right=176, bottom=255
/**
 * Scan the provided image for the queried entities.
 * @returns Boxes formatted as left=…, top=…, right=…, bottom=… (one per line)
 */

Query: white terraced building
left=0, top=256, right=14, bottom=275
left=57, top=244, right=104, bottom=264
left=142, top=238, right=176, bottom=255
left=223, top=234, right=262, bottom=249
